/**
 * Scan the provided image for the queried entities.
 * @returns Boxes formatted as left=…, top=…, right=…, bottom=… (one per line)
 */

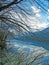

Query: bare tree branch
left=0, top=0, right=23, bottom=12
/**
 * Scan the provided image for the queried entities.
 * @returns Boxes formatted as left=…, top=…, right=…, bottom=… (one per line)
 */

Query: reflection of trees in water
left=0, top=44, right=49, bottom=65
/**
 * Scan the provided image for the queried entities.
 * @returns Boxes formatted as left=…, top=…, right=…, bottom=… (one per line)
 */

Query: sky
left=13, top=0, right=49, bottom=32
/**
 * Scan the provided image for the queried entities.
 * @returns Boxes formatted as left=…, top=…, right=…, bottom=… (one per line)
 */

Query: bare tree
left=0, top=0, right=30, bottom=49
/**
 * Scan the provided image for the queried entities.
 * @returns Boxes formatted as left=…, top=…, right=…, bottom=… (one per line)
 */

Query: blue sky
left=29, top=0, right=49, bottom=23
left=15, top=0, right=49, bottom=32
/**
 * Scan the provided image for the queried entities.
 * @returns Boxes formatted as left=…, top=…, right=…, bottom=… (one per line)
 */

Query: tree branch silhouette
left=0, top=0, right=23, bottom=12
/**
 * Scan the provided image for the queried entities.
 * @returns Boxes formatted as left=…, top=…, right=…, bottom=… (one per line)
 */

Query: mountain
left=16, top=27, right=49, bottom=43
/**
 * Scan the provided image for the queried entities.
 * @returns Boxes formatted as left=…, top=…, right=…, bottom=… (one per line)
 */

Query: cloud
left=35, top=13, right=41, bottom=17
left=48, top=9, right=49, bottom=13
left=29, top=19, right=49, bottom=32
left=31, top=6, right=40, bottom=13
left=36, top=22, right=49, bottom=29
left=31, top=6, right=41, bottom=18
